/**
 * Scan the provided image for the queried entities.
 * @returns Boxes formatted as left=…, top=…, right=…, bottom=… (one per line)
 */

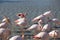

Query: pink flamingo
left=14, top=13, right=28, bottom=40
left=32, top=11, right=53, bottom=23
left=32, top=14, right=44, bottom=22
left=26, top=23, right=43, bottom=36
left=43, top=11, right=53, bottom=18
left=26, top=23, right=42, bottom=31
left=52, top=18, right=60, bottom=25
left=27, top=23, right=39, bottom=31
left=33, top=32, right=49, bottom=40
left=27, top=19, right=43, bottom=36
left=49, top=30, right=60, bottom=38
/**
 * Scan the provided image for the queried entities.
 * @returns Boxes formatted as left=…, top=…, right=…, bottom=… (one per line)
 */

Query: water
left=0, top=0, right=60, bottom=40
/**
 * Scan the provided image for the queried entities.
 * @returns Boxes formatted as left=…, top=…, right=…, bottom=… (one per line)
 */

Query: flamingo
left=26, top=23, right=38, bottom=31
left=43, top=11, right=54, bottom=19
left=14, top=13, right=28, bottom=39
left=33, top=32, right=49, bottom=40
left=9, top=35, right=22, bottom=40
left=52, top=18, right=60, bottom=25
left=0, top=16, right=11, bottom=28
left=32, top=11, right=53, bottom=23
left=27, top=20, right=43, bottom=34
left=32, top=14, right=44, bottom=22
left=49, top=30, right=60, bottom=38
left=0, top=28, right=11, bottom=40
left=14, top=13, right=27, bottom=27
left=2, top=16, right=10, bottom=24
left=26, top=23, right=42, bottom=31
left=26, top=23, right=43, bottom=36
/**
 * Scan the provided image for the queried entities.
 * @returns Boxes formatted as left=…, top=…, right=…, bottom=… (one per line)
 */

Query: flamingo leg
left=20, top=27, right=25, bottom=40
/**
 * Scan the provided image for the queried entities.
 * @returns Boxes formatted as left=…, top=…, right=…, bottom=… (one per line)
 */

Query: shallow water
left=0, top=0, right=60, bottom=40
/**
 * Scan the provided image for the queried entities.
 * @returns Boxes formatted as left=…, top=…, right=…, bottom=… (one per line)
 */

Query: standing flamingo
left=14, top=13, right=27, bottom=27
left=14, top=13, right=28, bottom=40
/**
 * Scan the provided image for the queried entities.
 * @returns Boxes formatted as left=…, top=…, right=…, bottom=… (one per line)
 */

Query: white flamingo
left=9, top=35, right=22, bottom=40
left=0, top=28, right=11, bottom=40
left=33, top=32, right=49, bottom=40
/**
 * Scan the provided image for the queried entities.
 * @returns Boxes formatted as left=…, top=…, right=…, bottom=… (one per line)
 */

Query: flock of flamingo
left=0, top=11, right=60, bottom=40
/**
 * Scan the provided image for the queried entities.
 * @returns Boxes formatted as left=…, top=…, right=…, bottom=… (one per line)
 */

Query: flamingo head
left=17, top=13, right=26, bottom=18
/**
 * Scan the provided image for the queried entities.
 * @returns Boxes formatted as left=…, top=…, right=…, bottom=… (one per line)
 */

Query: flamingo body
left=9, top=35, right=22, bottom=40
left=27, top=24, right=42, bottom=31
left=33, top=32, right=49, bottom=40
left=49, top=30, right=60, bottom=38
left=42, top=24, right=51, bottom=32
left=32, top=14, right=44, bottom=22
left=27, top=24, right=38, bottom=31
left=43, top=11, right=53, bottom=18
left=15, top=18, right=27, bottom=26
